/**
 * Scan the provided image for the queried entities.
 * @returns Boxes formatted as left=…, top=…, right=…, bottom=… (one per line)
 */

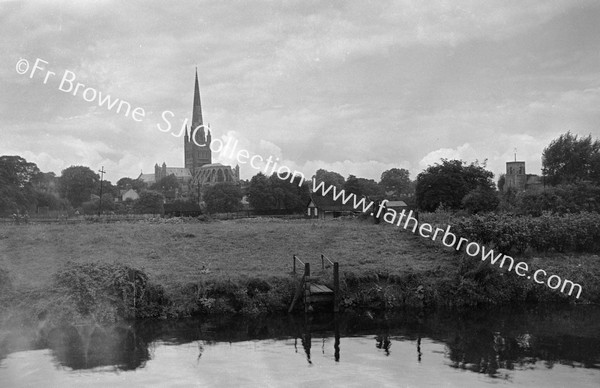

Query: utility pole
left=98, top=166, right=106, bottom=216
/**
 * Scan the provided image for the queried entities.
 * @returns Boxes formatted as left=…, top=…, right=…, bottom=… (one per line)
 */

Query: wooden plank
left=309, top=284, right=333, bottom=294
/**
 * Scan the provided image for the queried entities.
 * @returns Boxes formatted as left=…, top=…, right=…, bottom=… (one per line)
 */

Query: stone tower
left=504, top=161, right=527, bottom=191
left=184, top=69, right=212, bottom=174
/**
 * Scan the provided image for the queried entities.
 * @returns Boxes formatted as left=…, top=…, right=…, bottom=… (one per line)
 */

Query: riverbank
left=1, top=218, right=598, bottom=326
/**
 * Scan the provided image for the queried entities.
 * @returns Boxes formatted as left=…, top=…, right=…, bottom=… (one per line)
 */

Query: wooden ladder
left=289, top=257, right=339, bottom=313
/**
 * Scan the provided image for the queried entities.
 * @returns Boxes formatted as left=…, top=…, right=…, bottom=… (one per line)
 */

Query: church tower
left=184, top=69, right=212, bottom=174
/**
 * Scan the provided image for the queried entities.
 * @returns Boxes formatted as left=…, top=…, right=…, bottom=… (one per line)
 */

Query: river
left=1, top=305, right=599, bottom=387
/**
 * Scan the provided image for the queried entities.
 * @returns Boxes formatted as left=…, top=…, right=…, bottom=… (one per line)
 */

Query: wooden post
left=293, top=255, right=296, bottom=274
left=321, top=254, right=324, bottom=270
left=333, top=262, right=340, bottom=313
left=304, top=262, right=311, bottom=313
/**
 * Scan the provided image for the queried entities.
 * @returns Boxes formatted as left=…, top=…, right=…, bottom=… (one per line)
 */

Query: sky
left=1, top=0, right=600, bottom=184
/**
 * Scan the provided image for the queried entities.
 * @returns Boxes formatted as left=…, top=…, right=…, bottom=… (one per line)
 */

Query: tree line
left=1, top=131, right=597, bottom=217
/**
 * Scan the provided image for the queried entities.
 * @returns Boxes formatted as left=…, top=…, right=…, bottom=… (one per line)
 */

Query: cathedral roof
left=138, top=173, right=155, bottom=183
left=164, top=167, right=192, bottom=177
left=199, top=163, right=230, bottom=169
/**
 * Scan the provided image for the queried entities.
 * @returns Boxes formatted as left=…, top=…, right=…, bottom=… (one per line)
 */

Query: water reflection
left=1, top=305, right=599, bottom=382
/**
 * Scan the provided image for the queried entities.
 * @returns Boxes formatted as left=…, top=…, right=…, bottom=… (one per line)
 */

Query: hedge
left=453, top=212, right=600, bottom=254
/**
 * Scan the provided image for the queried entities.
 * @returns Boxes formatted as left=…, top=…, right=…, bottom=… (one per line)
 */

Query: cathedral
left=139, top=70, right=240, bottom=202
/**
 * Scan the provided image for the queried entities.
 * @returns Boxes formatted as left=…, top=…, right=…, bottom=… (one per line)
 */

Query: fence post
left=333, top=262, right=339, bottom=313
left=293, top=255, right=296, bottom=274
left=304, top=262, right=311, bottom=313
left=321, top=254, right=324, bottom=270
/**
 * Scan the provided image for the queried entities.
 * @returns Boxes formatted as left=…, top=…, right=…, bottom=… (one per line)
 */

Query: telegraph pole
left=98, top=166, right=106, bottom=216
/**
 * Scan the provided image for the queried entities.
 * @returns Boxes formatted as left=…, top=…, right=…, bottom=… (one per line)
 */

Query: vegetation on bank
left=1, top=218, right=599, bottom=327
left=452, top=211, right=600, bottom=254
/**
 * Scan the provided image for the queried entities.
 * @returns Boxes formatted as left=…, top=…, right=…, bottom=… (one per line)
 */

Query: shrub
left=462, top=186, right=499, bottom=214
left=453, top=212, right=600, bottom=254
left=515, top=183, right=600, bottom=216
left=53, top=262, right=167, bottom=321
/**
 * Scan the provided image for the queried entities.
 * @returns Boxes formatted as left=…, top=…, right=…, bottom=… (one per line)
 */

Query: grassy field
left=1, top=217, right=598, bottom=324
left=0, top=218, right=453, bottom=290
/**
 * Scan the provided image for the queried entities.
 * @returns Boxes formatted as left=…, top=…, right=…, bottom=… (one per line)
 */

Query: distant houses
left=306, top=192, right=371, bottom=219
left=307, top=192, right=355, bottom=219
left=306, top=191, right=411, bottom=220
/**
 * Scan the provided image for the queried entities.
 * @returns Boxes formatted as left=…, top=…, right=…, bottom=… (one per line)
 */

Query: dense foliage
left=499, top=182, right=600, bottom=216
left=247, top=172, right=309, bottom=213
left=453, top=212, right=600, bottom=254
left=542, top=132, right=600, bottom=186
left=203, top=183, right=242, bottom=213
left=150, top=174, right=180, bottom=198
left=133, top=191, right=165, bottom=214
left=343, top=175, right=385, bottom=199
left=379, top=168, right=411, bottom=199
left=416, top=159, right=496, bottom=212
left=81, top=193, right=115, bottom=215
left=313, top=169, right=345, bottom=189
left=461, top=185, right=499, bottom=214
left=116, top=177, right=147, bottom=192
left=0, top=155, right=41, bottom=216
left=53, top=262, right=168, bottom=321
left=58, top=166, right=100, bottom=207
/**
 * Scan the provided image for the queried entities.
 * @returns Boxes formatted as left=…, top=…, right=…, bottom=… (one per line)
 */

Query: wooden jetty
left=288, top=255, right=340, bottom=313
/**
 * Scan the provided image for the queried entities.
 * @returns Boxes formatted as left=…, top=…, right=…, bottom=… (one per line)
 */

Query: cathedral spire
left=192, top=67, right=203, bottom=128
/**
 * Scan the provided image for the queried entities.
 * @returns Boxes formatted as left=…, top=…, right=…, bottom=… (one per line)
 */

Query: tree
left=497, top=174, right=506, bottom=192
left=0, top=155, right=40, bottom=215
left=117, top=177, right=135, bottom=190
left=59, top=166, right=99, bottom=207
left=133, top=191, right=164, bottom=214
left=98, top=180, right=118, bottom=198
left=203, top=183, right=242, bottom=213
left=416, top=159, right=495, bottom=212
left=515, top=182, right=600, bottom=216
left=313, top=169, right=345, bottom=189
left=380, top=168, right=410, bottom=199
left=542, top=132, right=600, bottom=186
left=151, top=174, right=179, bottom=193
left=82, top=193, right=115, bottom=215
left=343, top=175, right=362, bottom=195
left=117, top=177, right=147, bottom=192
left=35, top=191, right=63, bottom=211
left=357, top=177, right=385, bottom=199
left=462, top=186, right=499, bottom=214
left=268, top=173, right=310, bottom=212
left=31, top=171, right=57, bottom=192
left=248, top=173, right=274, bottom=211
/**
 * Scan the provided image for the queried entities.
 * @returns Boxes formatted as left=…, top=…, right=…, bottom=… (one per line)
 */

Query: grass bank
left=0, top=218, right=598, bottom=326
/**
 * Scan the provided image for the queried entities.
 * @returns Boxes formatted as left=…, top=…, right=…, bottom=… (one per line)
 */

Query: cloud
left=1, top=0, right=599, bottom=185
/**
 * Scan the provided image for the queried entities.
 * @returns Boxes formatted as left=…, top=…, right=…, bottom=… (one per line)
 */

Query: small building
left=122, top=189, right=139, bottom=201
left=306, top=192, right=363, bottom=219
left=384, top=200, right=408, bottom=212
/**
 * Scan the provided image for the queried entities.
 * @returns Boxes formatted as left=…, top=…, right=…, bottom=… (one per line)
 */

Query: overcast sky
left=2, top=0, right=600, bottom=183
